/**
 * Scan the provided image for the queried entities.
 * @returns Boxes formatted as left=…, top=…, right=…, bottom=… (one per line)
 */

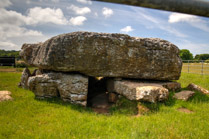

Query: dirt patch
left=92, top=108, right=110, bottom=114
left=0, top=68, right=16, bottom=72
left=177, top=107, right=194, bottom=113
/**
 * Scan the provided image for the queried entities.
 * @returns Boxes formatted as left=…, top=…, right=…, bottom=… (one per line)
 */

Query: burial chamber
left=19, top=32, right=182, bottom=106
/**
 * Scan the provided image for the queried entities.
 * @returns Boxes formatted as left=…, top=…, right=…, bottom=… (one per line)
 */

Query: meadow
left=0, top=68, right=209, bottom=138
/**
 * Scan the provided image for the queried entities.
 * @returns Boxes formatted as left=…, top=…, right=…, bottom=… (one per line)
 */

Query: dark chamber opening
left=87, top=77, right=109, bottom=108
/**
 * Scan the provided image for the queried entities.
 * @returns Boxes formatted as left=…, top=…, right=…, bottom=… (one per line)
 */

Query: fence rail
left=0, top=57, right=16, bottom=67
left=182, top=60, right=209, bottom=75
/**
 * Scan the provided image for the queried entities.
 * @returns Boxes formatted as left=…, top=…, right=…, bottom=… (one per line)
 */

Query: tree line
left=180, top=49, right=209, bottom=61
left=0, top=50, right=20, bottom=59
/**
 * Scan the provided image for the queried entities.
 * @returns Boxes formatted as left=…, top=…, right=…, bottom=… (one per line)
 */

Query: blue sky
left=0, top=0, right=209, bottom=55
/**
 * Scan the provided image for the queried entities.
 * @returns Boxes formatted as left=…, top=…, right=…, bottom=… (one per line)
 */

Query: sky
left=0, top=0, right=209, bottom=55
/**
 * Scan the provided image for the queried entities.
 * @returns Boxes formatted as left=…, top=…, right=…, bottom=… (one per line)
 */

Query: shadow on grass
left=140, top=91, right=177, bottom=112
left=34, top=88, right=209, bottom=116
left=110, top=89, right=209, bottom=115
left=34, top=97, right=93, bottom=114
left=178, top=87, right=209, bottom=103
left=189, top=91, right=209, bottom=103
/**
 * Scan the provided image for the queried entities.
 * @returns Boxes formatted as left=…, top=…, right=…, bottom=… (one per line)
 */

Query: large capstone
left=28, top=72, right=88, bottom=106
left=20, top=32, right=182, bottom=80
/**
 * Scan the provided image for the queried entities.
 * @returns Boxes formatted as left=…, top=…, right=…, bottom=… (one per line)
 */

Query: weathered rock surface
left=187, top=83, right=209, bottom=95
left=173, top=91, right=195, bottom=101
left=20, top=31, right=182, bottom=80
left=28, top=72, right=88, bottom=106
left=107, top=79, right=170, bottom=103
left=19, top=68, right=31, bottom=89
left=0, top=91, right=12, bottom=102
left=160, top=82, right=181, bottom=91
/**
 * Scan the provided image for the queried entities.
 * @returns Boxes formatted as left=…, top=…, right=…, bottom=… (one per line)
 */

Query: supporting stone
left=160, top=82, right=181, bottom=91
left=107, top=79, right=170, bottom=103
left=28, top=72, right=88, bottom=106
left=19, top=68, right=31, bottom=89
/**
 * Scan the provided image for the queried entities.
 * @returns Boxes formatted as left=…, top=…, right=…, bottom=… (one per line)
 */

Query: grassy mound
left=0, top=72, right=209, bottom=138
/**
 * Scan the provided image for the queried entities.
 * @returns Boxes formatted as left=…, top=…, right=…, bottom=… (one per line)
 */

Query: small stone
left=0, top=91, right=13, bottom=102
left=173, top=91, right=195, bottom=101
left=187, top=83, right=209, bottom=95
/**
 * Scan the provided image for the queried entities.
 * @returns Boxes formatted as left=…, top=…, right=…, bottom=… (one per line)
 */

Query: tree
left=0, top=49, right=20, bottom=58
left=194, top=54, right=209, bottom=60
left=180, top=49, right=193, bottom=60
left=205, top=59, right=209, bottom=63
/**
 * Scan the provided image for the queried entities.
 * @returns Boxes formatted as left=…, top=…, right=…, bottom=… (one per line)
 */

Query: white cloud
left=67, top=5, right=91, bottom=15
left=0, top=41, right=19, bottom=50
left=0, top=7, right=68, bottom=26
left=26, top=7, right=68, bottom=25
left=0, top=24, right=43, bottom=39
left=76, top=0, right=92, bottom=5
left=120, top=26, right=134, bottom=33
left=169, top=13, right=199, bottom=23
left=69, top=16, right=87, bottom=26
left=0, top=6, right=49, bottom=50
left=0, top=0, right=12, bottom=8
left=102, top=7, right=113, bottom=18
left=169, top=13, right=209, bottom=32
left=127, top=8, right=187, bottom=38
left=176, top=40, right=209, bottom=55
left=0, top=9, right=27, bottom=26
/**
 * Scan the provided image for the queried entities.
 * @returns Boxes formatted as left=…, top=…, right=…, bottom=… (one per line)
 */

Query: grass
left=0, top=71, right=209, bottom=138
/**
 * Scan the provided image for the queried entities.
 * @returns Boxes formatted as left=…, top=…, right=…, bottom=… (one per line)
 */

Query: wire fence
left=182, top=60, right=209, bottom=75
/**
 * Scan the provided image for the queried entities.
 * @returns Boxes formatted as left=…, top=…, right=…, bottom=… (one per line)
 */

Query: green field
left=0, top=70, right=209, bottom=138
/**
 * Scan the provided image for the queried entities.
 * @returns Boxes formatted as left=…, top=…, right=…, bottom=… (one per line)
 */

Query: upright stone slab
left=19, top=68, right=31, bottom=89
left=28, top=72, right=88, bottom=106
left=20, top=32, right=182, bottom=80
